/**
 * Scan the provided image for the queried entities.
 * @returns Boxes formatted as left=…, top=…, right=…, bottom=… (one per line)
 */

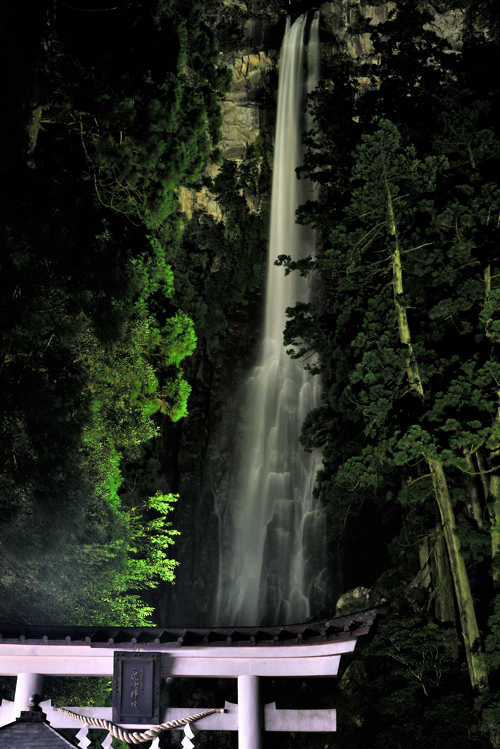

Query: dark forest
left=1, top=0, right=500, bottom=746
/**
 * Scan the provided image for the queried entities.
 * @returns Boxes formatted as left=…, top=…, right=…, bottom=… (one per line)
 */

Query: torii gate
left=0, top=608, right=386, bottom=748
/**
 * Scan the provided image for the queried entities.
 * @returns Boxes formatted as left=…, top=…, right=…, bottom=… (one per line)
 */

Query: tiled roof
left=0, top=607, right=388, bottom=648
left=0, top=715, right=77, bottom=748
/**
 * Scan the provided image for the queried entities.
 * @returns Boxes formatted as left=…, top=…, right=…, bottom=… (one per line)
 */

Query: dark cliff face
left=153, top=2, right=344, bottom=629
left=152, top=285, right=265, bottom=626
left=206, top=0, right=283, bottom=51
left=151, top=4, right=285, bottom=630
left=151, top=0, right=465, bottom=628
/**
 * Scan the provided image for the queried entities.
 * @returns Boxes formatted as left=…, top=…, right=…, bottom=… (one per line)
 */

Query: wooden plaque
left=113, top=652, right=161, bottom=724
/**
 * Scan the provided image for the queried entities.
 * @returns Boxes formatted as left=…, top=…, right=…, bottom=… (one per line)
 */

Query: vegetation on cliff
left=0, top=0, right=231, bottom=625
left=275, top=1, right=500, bottom=744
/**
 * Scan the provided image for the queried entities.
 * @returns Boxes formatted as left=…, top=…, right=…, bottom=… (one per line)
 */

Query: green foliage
left=266, top=612, right=486, bottom=749
left=110, top=492, right=180, bottom=593
left=162, top=312, right=197, bottom=367
left=283, top=1, right=500, bottom=735
left=160, top=375, right=192, bottom=422
left=0, top=487, right=179, bottom=626
left=375, top=616, right=455, bottom=696
left=291, top=12, right=500, bottom=531
left=237, top=133, right=273, bottom=197
left=0, top=0, right=233, bottom=626
left=175, top=156, right=267, bottom=341
left=350, top=617, right=486, bottom=749
left=46, top=0, right=230, bottom=229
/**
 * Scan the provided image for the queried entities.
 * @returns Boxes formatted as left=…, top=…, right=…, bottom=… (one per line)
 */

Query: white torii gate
left=0, top=610, right=385, bottom=748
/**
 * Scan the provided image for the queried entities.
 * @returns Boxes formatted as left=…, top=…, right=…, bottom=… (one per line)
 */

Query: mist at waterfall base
left=214, top=13, right=330, bottom=627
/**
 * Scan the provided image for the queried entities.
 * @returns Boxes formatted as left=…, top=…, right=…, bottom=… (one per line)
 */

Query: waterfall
left=215, top=12, right=328, bottom=626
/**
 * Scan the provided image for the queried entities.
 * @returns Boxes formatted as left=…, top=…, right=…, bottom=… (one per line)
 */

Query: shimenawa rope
left=53, top=705, right=225, bottom=744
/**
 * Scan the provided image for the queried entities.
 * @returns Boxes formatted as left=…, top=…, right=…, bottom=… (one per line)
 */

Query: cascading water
left=215, top=12, right=328, bottom=626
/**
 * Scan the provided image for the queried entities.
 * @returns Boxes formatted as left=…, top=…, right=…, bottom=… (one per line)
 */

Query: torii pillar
left=12, top=673, right=44, bottom=720
left=238, top=675, right=262, bottom=749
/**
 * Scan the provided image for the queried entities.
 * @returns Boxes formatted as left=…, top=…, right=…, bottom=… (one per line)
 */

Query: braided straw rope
left=53, top=706, right=224, bottom=744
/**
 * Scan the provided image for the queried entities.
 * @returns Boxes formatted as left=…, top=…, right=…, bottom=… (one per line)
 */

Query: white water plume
left=215, top=12, right=327, bottom=626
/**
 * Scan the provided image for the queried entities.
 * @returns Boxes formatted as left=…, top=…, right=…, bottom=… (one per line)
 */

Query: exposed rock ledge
left=180, top=1, right=463, bottom=221
left=179, top=49, right=275, bottom=220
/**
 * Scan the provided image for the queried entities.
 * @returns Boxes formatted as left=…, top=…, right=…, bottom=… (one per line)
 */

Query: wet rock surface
left=157, top=1, right=465, bottom=628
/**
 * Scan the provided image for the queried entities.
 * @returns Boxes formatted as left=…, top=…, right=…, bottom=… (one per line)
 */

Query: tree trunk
left=431, top=527, right=456, bottom=625
left=489, top=433, right=500, bottom=586
left=464, top=451, right=485, bottom=529
left=428, top=459, right=488, bottom=692
left=420, top=529, right=456, bottom=625
left=381, top=148, right=424, bottom=397
left=27, top=106, right=45, bottom=157
left=483, top=264, right=500, bottom=585
left=476, top=451, right=490, bottom=503
left=383, top=162, right=487, bottom=691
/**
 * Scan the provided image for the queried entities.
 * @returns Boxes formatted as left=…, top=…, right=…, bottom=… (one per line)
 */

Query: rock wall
left=158, top=6, right=284, bottom=628
left=179, top=0, right=281, bottom=220
left=180, top=0, right=463, bottom=220
left=320, top=1, right=461, bottom=56
left=179, top=47, right=276, bottom=219
left=222, top=50, right=275, bottom=161
left=152, top=280, right=266, bottom=626
left=157, top=0, right=466, bottom=628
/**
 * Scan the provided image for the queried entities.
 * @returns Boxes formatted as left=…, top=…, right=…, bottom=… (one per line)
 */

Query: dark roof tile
left=0, top=606, right=388, bottom=649
left=0, top=720, right=78, bottom=748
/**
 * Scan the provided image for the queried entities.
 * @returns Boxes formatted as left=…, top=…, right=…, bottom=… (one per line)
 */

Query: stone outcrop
left=319, top=1, right=395, bottom=57
left=179, top=164, right=222, bottom=221
left=222, top=50, right=274, bottom=161
left=427, top=7, right=463, bottom=50
left=320, top=1, right=461, bottom=58
left=181, top=1, right=463, bottom=221
left=178, top=0, right=282, bottom=220
left=179, top=48, right=275, bottom=220
left=335, top=586, right=373, bottom=616
left=223, top=0, right=248, bottom=10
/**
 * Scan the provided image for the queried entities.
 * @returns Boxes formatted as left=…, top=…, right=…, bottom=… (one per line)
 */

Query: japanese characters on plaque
left=130, top=665, right=145, bottom=708
left=113, top=652, right=160, bottom=724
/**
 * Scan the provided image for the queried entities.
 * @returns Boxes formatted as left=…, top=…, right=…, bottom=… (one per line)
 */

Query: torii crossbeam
left=0, top=608, right=387, bottom=749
